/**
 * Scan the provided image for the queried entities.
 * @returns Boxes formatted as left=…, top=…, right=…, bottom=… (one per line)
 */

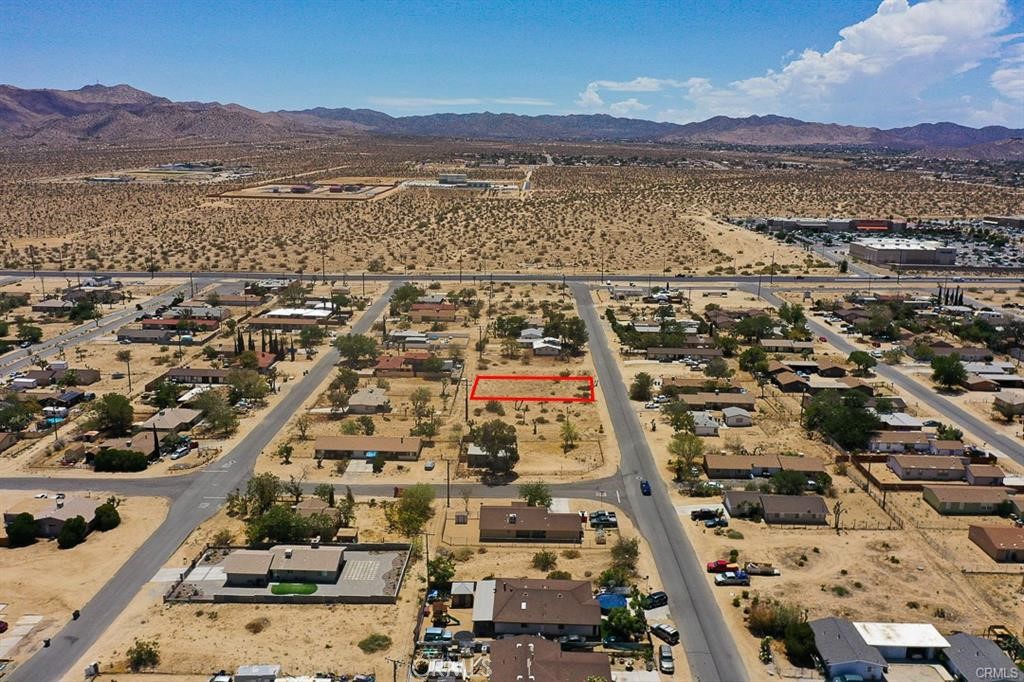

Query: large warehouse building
left=849, top=238, right=956, bottom=266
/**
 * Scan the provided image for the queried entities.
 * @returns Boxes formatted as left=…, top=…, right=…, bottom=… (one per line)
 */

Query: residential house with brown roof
left=887, top=455, right=965, bottom=481
left=646, top=346, right=723, bottom=360
left=773, top=371, right=808, bottom=393
left=969, top=525, right=1024, bottom=562
left=479, top=504, right=582, bottom=543
left=680, top=392, right=755, bottom=411
left=966, top=463, right=1005, bottom=486
left=409, top=303, right=458, bottom=322
left=489, top=636, right=611, bottom=682
left=723, top=491, right=828, bottom=524
left=4, top=495, right=102, bottom=538
left=471, top=578, right=601, bottom=638
left=923, top=486, right=1008, bottom=515
left=314, top=435, right=423, bottom=461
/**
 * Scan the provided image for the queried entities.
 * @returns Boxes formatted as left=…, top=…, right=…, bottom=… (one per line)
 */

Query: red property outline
left=469, top=374, right=596, bottom=403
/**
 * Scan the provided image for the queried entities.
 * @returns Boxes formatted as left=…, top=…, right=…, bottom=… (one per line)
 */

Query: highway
left=572, top=282, right=748, bottom=682
left=4, top=286, right=397, bottom=682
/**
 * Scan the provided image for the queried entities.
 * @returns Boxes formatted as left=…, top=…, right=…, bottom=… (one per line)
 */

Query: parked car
left=705, top=517, right=729, bottom=528
left=589, top=511, right=618, bottom=528
left=706, top=559, right=739, bottom=573
left=714, top=571, right=751, bottom=587
left=643, top=591, right=669, bottom=609
left=690, top=508, right=721, bottom=521
left=558, top=634, right=591, bottom=651
left=658, top=644, right=675, bottom=674
left=640, top=480, right=652, bottom=496
left=650, top=623, right=679, bottom=645
left=424, top=460, right=436, bottom=471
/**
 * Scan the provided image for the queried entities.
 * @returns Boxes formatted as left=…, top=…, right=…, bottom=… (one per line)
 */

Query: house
left=662, top=376, right=737, bottom=394
left=929, top=439, right=965, bottom=456
left=213, top=294, right=269, bottom=307
left=962, top=374, right=1000, bottom=392
left=409, top=303, right=458, bottom=322
left=489, top=635, right=612, bottom=682
left=722, top=406, right=753, bottom=427
left=816, top=359, right=848, bottom=377
left=3, top=495, right=102, bottom=538
left=680, top=392, right=755, bottom=411
left=464, top=443, right=515, bottom=469
left=142, top=317, right=220, bottom=332
left=646, top=346, right=723, bottom=361
left=969, top=525, right=1024, bottom=562
left=246, top=316, right=324, bottom=331
left=98, top=431, right=159, bottom=459
left=471, top=578, right=601, bottom=638
left=31, top=298, right=75, bottom=314
left=234, top=664, right=282, bottom=682
left=922, top=486, right=1008, bottom=515
left=874, top=412, right=924, bottom=431
left=516, top=327, right=545, bottom=347
left=21, top=368, right=101, bottom=388
left=374, top=355, right=414, bottom=377
left=478, top=504, right=582, bottom=543
left=140, top=408, right=202, bottom=433
left=704, top=454, right=756, bottom=479
left=778, top=456, right=826, bottom=477
left=930, top=344, right=991, bottom=362
left=293, top=497, right=331, bottom=519
left=759, top=494, right=829, bottom=525
left=116, top=327, right=175, bottom=344
left=773, top=371, right=808, bottom=393
left=531, top=337, right=562, bottom=356
left=887, top=455, right=964, bottom=481
left=346, top=387, right=391, bottom=414
left=168, top=304, right=230, bottom=320
left=691, top=410, right=720, bottom=436
left=164, top=367, right=231, bottom=386
left=806, top=375, right=874, bottom=396
left=868, top=431, right=931, bottom=453
left=966, top=463, right=1005, bottom=486
left=994, top=390, right=1024, bottom=416
left=223, top=545, right=345, bottom=587
left=722, top=490, right=765, bottom=518
left=808, top=617, right=888, bottom=680
left=943, top=632, right=1020, bottom=682
left=759, top=339, right=815, bottom=353
left=313, top=435, right=423, bottom=461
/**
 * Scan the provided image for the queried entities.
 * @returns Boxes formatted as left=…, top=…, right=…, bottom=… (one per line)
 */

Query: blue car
left=640, top=480, right=652, bottom=496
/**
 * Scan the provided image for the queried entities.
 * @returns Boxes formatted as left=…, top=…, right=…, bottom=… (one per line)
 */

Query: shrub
left=747, top=600, right=804, bottom=638
left=830, top=585, right=850, bottom=597
left=127, top=639, right=160, bottom=671
left=6, top=512, right=37, bottom=547
left=358, top=633, right=392, bottom=654
left=212, top=529, right=234, bottom=546
left=245, top=617, right=270, bottom=634
left=547, top=570, right=572, bottom=580
left=784, top=622, right=816, bottom=667
left=532, top=550, right=558, bottom=571
left=561, top=549, right=581, bottom=559
left=726, top=529, right=744, bottom=540
left=57, top=515, right=88, bottom=549
left=94, top=502, right=121, bottom=531
left=93, top=448, right=148, bottom=472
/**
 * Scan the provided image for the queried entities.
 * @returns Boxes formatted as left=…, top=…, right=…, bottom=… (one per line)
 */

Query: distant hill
left=2, top=83, right=1022, bottom=158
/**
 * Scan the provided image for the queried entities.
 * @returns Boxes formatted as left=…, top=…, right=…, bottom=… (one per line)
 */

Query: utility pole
left=769, top=251, right=776, bottom=285
left=446, top=460, right=451, bottom=508
left=384, top=657, right=404, bottom=682
left=464, top=377, right=469, bottom=421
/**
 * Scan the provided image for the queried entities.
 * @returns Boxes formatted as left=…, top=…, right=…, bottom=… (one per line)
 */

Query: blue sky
left=2, top=0, right=1023, bottom=127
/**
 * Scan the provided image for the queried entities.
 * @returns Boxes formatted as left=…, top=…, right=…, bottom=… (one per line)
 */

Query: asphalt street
left=4, top=286, right=397, bottom=682
left=572, top=282, right=749, bottom=682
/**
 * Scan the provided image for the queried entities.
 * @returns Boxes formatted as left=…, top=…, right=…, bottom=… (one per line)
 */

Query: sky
left=2, top=0, right=1023, bottom=128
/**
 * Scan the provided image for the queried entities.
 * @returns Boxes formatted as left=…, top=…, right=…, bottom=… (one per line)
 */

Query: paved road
left=0, top=283, right=193, bottom=374
left=572, top=282, right=748, bottom=682
left=758, top=288, right=1023, bottom=462
left=4, top=285, right=398, bottom=682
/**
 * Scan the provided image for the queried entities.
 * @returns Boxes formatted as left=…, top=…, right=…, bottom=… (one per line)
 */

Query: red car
left=818, top=336, right=827, bottom=342
left=706, top=559, right=739, bottom=573
left=0, top=621, right=7, bottom=635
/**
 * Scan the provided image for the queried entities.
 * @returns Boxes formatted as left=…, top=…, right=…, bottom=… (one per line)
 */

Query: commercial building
left=849, top=238, right=956, bottom=266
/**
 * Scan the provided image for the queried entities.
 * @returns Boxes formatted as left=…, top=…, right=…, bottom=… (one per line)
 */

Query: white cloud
left=579, top=0, right=1024, bottom=127
left=609, top=98, right=650, bottom=115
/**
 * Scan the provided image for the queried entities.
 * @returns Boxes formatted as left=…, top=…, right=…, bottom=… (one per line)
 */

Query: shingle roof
left=489, top=579, right=600, bottom=627
left=810, top=617, right=886, bottom=669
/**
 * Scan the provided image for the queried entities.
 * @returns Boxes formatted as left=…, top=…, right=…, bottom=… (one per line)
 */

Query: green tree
left=519, top=482, right=553, bottom=507
left=127, top=639, right=161, bottom=671
left=57, top=515, right=88, bottom=549
left=227, top=369, right=270, bottom=402
left=704, top=357, right=733, bottom=378
left=69, top=299, right=99, bottom=322
left=532, top=550, right=558, bottom=571
left=667, top=432, right=703, bottom=482
left=390, top=283, right=424, bottom=312
left=194, top=390, right=238, bottom=435
left=847, top=350, right=877, bottom=376
left=246, top=505, right=309, bottom=544
left=714, top=334, right=740, bottom=357
left=611, top=536, right=640, bottom=571
left=94, top=502, right=121, bottom=531
left=470, top=419, right=519, bottom=475
left=734, top=315, right=774, bottom=342
left=784, top=621, right=817, bottom=667
left=299, top=325, right=327, bottom=349
left=89, top=393, right=134, bottom=435
left=838, top=259, right=849, bottom=273
left=629, top=372, right=654, bottom=401
left=246, top=472, right=282, bottom=516
left=151, top=380, right=183, bottom=408
left=357, top=415, right=375, bottom=435
left=778, top=303, right=807, bottom=328
left=332, top=367, right=360, bottom=394
left=6, top=512, right=37, bottom=547
left=604, top=606, right=646, bottom=640
left=770, top=470, right=807, bottom=496
left=275, top=442, right=294, bottom=465
left=236, top=350, right=259, bottom=370
left=662, top=401, right=695, bottom=433
left=428, top=553, right=457, bottom=587
left=385, top=483, right=436, bottom=536
left=560, top=418, right=580, bottom=453
left=93, top=448, right=148, bottom=472
left=409, top=387, right=432, bottom=424
left=334, top=333, right=379, bottom=366
left=314, top=483, right=334, bottom=505
left=16, top=324, right=43, bottom=344
left=802, top=390, right=882, bottom=450
left=738, top=346, right=768, bottom=372
left=495, top=315, right=529, bottom=338
left=931, top=354, right=967, bottom=390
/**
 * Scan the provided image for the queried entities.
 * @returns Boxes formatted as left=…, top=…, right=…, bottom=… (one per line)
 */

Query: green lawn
left=270, top=583, right=318, bottom=595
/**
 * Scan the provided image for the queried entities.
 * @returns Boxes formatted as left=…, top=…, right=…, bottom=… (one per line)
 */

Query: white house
left=532, top=338, right=562, bottom=356
left=722, top=407, right=753, bottom=427
left=691, top=410, right=721, bottom=436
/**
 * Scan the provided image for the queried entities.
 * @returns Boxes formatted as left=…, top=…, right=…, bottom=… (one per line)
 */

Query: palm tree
left=116, top=349, right=133, bottom=393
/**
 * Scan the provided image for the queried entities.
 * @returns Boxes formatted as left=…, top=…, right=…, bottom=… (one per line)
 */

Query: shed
left=451, top=581, right=476, bottom=609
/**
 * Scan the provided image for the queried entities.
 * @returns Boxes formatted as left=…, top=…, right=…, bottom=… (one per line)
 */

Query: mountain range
left=1, top=83, right=1022, bottom=157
